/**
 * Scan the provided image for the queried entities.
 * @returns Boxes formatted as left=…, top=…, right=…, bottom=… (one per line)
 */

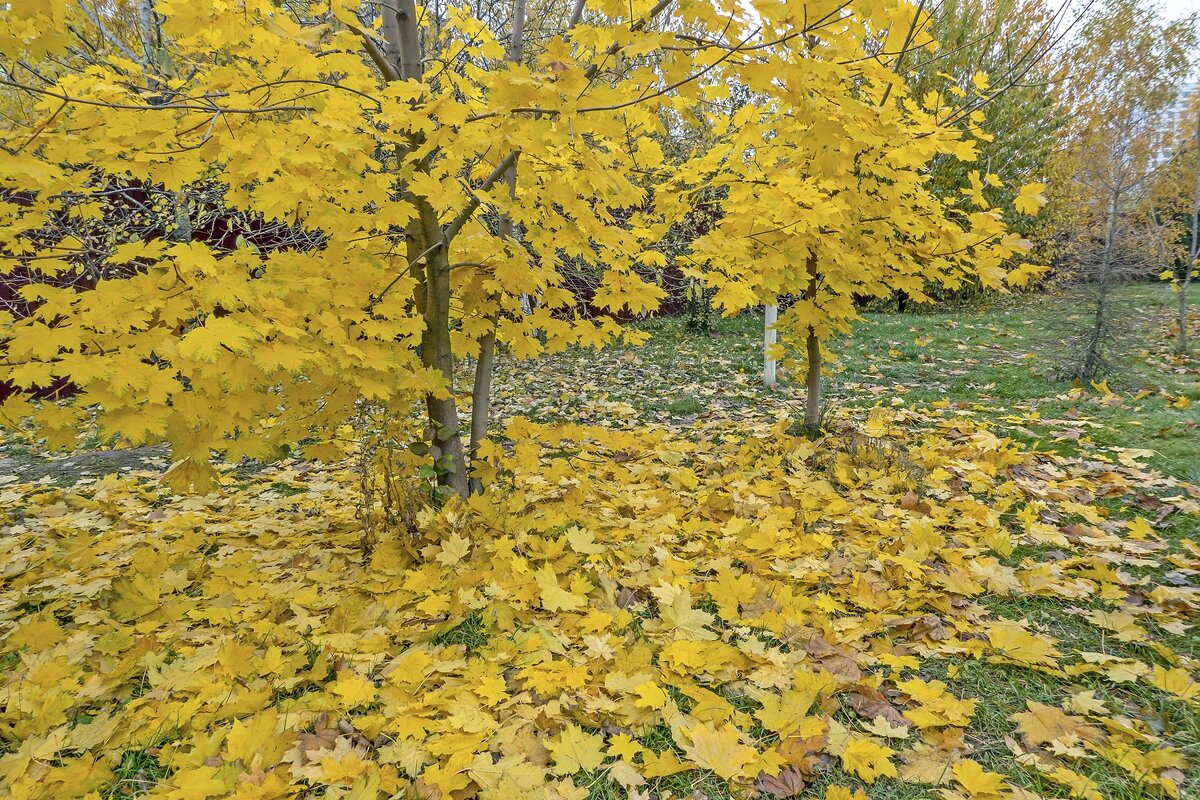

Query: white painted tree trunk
left=763, top=302, right=778, bottom=387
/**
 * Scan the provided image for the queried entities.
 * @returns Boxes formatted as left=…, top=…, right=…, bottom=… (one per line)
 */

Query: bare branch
left=75, top=0, right=142, bottom=62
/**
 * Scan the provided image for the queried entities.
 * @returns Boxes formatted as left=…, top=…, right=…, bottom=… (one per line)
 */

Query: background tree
left=660, top=4, right=1046, bottom=431
left=1044, top=0, right=1196, bottom=381
left=1152, top=88, right=1200, bottom=354
left=903, top=0, right=1072, bottom=303
left=906, top=0, right=1070, bottom=218
left=1180, top=94, right=1200, bottom=354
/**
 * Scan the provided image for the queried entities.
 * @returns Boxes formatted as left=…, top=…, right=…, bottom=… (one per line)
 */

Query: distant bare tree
left=1047, top=0, right=1197, bottom=381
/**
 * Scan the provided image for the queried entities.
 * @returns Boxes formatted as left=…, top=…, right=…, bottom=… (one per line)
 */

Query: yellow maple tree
left=0, top=0, right=1044, bottom=493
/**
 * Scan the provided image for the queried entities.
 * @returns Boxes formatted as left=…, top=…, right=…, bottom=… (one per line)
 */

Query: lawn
left=0, top=283, right=1197, bottom=800
left=488, top=283, right=1198, bottom=479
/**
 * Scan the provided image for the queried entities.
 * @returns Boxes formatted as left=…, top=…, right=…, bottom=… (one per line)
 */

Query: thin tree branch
left=443, top=151, right=520, bottom=242
left=76, top=0, right=142, bottom=62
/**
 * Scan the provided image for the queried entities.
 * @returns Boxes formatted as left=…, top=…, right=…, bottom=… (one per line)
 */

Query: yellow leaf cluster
left=0, top=400, right=1196, bottom=799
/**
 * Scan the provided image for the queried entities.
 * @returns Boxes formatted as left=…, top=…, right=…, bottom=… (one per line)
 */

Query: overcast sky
left=1158, top=0, right=1200, bottom=20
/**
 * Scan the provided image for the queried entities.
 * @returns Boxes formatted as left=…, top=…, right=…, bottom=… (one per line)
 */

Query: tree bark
left=419, top=238, right=470, bottom=498
left=379, top=0, right=470, bottom=498
left=467, top=0, right=525, bottom=495
left=137, top=0, right=158, bottom=74
left=468, top=327, right=495, bottom=494
left=392, top=0, right=424, bottom=82
left=805, top=327, right=821, bottom=431
left=1082, top=192, right=1120, bottom=380
left=803, top=258, right=821, bottom=432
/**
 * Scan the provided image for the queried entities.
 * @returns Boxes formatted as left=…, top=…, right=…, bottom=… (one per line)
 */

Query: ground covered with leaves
left=1, top=286, right=1198, bottom=800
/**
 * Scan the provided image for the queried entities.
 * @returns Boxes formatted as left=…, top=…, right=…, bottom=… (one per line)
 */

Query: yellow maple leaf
left=898, top=744, right=954, bottom=784
left=679, top=722, right=757, bottom=780
left=176, top=316, right=260, bottom=363
left=1066, top=690, right=1108, bottom=715
left=608, top=733, right=644, bottom=764
left=330, top=670, right=378, bottom=708
left=420, top=751, right=475, bottom=797
left=225, top=709, right=285, bottom=766
left=659, top=588, right=718, bottom=640
left=535, top=564, right=586, bottom=612
left=474, top=674, right=509, bottom=706
left=839, top=737, right=897, bottom=783
left=632, top=682, right=667, bottom=710
left=435, top=532, right=471, bottom=565
left=862, top=715, right=910, bottom=739
left=108, top=574, right=161, bottom=622
left=546, top=724, right=606, bottom=775
left=1014, top=182, right=1048, bottom=215
left=1012, top=701, right=1097, bottom=746
left=825, top=787, right=869, bottom=800
left=159, top=457, right=221, bottom=494
left=953, top=759, right=1007, bottom=798
left=986, top=620, right=1061, bottom=668
left=157, top=765, right=230, bottom=800
left=1150, top=666, right=1200, bottom=700
left=1007, top=263, right=1050, bottom=287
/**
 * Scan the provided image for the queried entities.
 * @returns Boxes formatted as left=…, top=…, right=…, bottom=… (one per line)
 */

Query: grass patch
left=432, top=611, right=489, bottom=653
left=666, top=397, right=704, bottom=415
left=103, top=749, right=171, bottom=798
left=485, top=283, right=1199, bottom=484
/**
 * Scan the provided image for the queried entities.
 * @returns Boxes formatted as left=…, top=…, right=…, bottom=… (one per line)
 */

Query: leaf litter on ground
left=1, top=295, right=1199, bottom=800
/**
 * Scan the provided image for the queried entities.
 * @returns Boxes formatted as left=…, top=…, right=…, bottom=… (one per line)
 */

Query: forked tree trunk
left=414, top=210, right=470, bottom=498
left=381, top=0, right=470, bottom=498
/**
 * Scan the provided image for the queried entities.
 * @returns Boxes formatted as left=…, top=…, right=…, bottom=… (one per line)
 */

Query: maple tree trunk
left=172, top=191, right=191, bottom=243
left=419, top=237, right=470, bottom=499
left=805, top=329, right=821, bottom=431
left=803, top=261, right=821, bottom=432
left=468, top=330, right=495, bottom=494
left=468, top=0, right=526, bottom=495
left=137, top=0, right=157, bottom=72
left=1181, top=271, right=1192, bottom=355
left=378, top=0, right=469, bottom=499
left=391, top=0, right=423, bottom=81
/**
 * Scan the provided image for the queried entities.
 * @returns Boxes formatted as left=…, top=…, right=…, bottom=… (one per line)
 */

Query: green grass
left=103, top=749, right=171, bottom=798
left=492, top=282, right=1199, bottom=483
left=584, top=768, right=733, bottom=800
left=666, top=397, right=704, bottom=415
left=827, top=283, right=1200, bottom=481
left=789, top=652, right=1200, bottom=800
left=431, top=610, right=489, bottom=654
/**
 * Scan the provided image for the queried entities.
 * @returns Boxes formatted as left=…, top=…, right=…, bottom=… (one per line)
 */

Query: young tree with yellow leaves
left=1154, top=87, right=1200, bottom=354
left=1045, top=0, right=1197, bottom=380
left=0, top=0, right=1043, bottom=495
left=1179, top=93, right=1200, bottom=355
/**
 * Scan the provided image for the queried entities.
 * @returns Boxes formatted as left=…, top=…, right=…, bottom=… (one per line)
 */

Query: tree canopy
left=0, top=0, right=1043, bottom=492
